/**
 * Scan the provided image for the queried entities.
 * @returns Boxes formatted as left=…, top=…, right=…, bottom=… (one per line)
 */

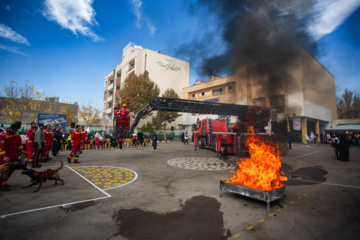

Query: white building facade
left=103, top=43, right=190, bottom=130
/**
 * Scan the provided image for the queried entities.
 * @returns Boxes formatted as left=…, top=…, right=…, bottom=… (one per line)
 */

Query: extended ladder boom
left=126, top=97, right=270, bottom=136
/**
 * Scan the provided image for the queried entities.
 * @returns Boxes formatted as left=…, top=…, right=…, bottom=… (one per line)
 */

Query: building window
left=199, top=91, right=210, bottom=97
left=269, top=67, right=283, bottom=84
left=253, top=97, right=266, bottom=107
left=191, top=94, right=196, bottom=99
left=129, top=59, right=135, bottom=71
left=116, top=84, right=120, bottom=91
left=213, top=87, right=225, bottom=96
left=116, top=71, right=121, bottom=79
left=252, top=70, right=265, bottom=85
left=228, top=85, right=235, bottom=93
left=270, top=95, right=285, bottom=108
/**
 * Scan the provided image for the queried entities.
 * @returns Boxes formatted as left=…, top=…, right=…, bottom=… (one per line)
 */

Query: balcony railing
left=108, top=84, right=114, bottom=91
left=107, top=95, right=113, bottom=102
left=106, top=108, right=112, bottom=114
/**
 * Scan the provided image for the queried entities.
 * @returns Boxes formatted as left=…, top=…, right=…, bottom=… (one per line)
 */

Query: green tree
left=140, top=122, right=154, bottom=134
left=337, top=88, right=360, bottom=119
left=118, top=71, right=160, bottom=115
left=151, top=88, right=182, bottom=140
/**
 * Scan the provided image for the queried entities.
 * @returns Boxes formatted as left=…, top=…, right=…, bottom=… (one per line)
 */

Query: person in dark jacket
left=110, top=137, right=117, bottom=149
left=152, top=132, right=158, bottom=151
left=52, top=125, right=62, bottom=156
left=137, top=131, right=144, bottom=149
left=339, top=134, right=351, bottom=161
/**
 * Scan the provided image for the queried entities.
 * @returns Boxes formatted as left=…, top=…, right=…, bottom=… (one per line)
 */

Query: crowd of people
left=0, top=122, right=89, bottom=191
left=330, top=132, right=354, bottom=161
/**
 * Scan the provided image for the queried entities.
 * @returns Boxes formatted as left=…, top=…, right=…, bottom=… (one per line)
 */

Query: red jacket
left=81, top=130, right=88, bottom=144
left=43, top=129, right=53, bottom=146
left=0, top=128, right=23, bottom=162
left=26, top=127, right=36, bottom=146
left=71, top=130, right=82, bottom=146
left=120, top=108, right=129, bottom=118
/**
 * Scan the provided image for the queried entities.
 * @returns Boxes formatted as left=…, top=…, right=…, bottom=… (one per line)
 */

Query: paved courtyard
left=0, top=141, right=359, bottom=240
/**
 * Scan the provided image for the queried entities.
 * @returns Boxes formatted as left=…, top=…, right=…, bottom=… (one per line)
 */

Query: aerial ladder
left=113, top=97, right=270, bottom=154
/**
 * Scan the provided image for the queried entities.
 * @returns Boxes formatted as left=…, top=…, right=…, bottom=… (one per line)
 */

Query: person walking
left=33, top=123, right=45, bottom=168
left=25, top=122, right=36, bottom=164
left=67, top=125, right=83, bottom=164
left=41, top=124, right=53, bottom=162
left=118, top=138, right=123, bottom=150
left=152, top=132, right=158, bottom=151
left=184, top=132, right=189, bottom=145
left=137, top=130, right=144, bottom=149
left=80, top=126, right=88, bottom=153
left=52, top=125, right=62, bottom=156
left=0, top=123, right=25, bottom=191
left=332, top=134, right=340, bottom=160
left=339, top=134, right=351, bottom=161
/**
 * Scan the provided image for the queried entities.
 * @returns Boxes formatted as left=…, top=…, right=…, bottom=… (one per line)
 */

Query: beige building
left=183, top=46, right=337, bottom=143
left=103, top=42, right=190, bottom=129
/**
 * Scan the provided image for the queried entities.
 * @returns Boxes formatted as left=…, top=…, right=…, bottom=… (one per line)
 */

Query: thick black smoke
left=176, top=0, right=317, bottom=78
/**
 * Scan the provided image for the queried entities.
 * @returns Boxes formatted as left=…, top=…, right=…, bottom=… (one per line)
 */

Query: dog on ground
left=21, top=161, right=64, bottom=192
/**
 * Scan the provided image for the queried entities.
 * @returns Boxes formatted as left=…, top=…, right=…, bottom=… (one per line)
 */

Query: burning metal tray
left=220, top=180, right=285, bottom=212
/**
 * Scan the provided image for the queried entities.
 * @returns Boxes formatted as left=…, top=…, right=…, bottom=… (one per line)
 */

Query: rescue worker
left=42, top=124, right=53, bottom=162
left=68, top=125, right=82, bottom=164
left=67, top=130, right=72, bottom=150
left=33, top=124, right=45, bottom=168
left=80, top=126, right=88, bottom=153
left=118, top=103, right=130, bottom=134
left=25, top=122, right=36, bottom=164
left=0, top=123, right=26, bottom=191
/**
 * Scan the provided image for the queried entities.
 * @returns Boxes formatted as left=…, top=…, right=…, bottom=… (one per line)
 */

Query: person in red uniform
left=25, top=122, right=36, bottom=164
left=80, top=126, right=88, bottom=153
left=0, top=123, right=26, bottom=191
left=67, top=125, right=82, bottom=164
left=118, top=103, right=130, bottom=134
left=41, top=124, right=53, bottom=162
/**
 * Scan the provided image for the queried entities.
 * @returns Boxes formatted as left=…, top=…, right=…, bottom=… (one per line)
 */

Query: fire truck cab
left=194, top=118, right=238, bottom=155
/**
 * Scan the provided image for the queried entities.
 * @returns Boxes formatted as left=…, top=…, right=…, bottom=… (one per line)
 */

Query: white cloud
left=308, top=0, right=360, bottom=40
left=146, top=20, right=157, bottom=35
left=0, top=23, right=30, bottom=45
left=0, top=44, right=27, bottom=56
left=129, top=0, right=157, bottom=35
left=42, top=0, right=104, bottom=42
left=130, top=0, right=143, bottom=27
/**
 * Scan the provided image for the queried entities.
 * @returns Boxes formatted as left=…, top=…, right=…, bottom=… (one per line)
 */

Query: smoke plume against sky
left=176, top=0, right=318, bottom=78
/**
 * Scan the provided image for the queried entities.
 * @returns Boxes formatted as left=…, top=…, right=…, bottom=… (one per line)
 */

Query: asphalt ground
left=0, top=141, right=359, bottom=240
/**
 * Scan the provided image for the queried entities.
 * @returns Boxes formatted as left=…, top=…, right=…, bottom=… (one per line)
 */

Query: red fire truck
left=114, top=97, right=270, bottom=156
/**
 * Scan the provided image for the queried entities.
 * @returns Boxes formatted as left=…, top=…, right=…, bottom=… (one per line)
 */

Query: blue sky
left=1, top=0, right=360, bottom=111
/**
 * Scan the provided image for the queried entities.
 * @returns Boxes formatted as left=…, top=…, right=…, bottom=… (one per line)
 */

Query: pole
left=287, top=117, right=292, bottom=150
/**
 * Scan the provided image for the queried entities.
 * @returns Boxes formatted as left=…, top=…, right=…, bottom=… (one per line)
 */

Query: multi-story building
left=183, top=46, right=337, bottom=144
left=103, top=42, right=190, bottom=129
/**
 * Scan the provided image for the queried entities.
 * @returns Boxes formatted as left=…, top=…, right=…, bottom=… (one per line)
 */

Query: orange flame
left=224, top=127, right=287, bottom=191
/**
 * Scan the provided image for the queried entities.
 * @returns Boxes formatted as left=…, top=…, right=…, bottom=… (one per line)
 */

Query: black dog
left=22, top=161, right=64, bottom=192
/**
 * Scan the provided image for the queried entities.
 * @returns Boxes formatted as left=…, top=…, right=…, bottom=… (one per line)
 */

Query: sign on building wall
left=38, top=113, right=67, bottom=131
left=293, top=117, right=301, bottom=131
